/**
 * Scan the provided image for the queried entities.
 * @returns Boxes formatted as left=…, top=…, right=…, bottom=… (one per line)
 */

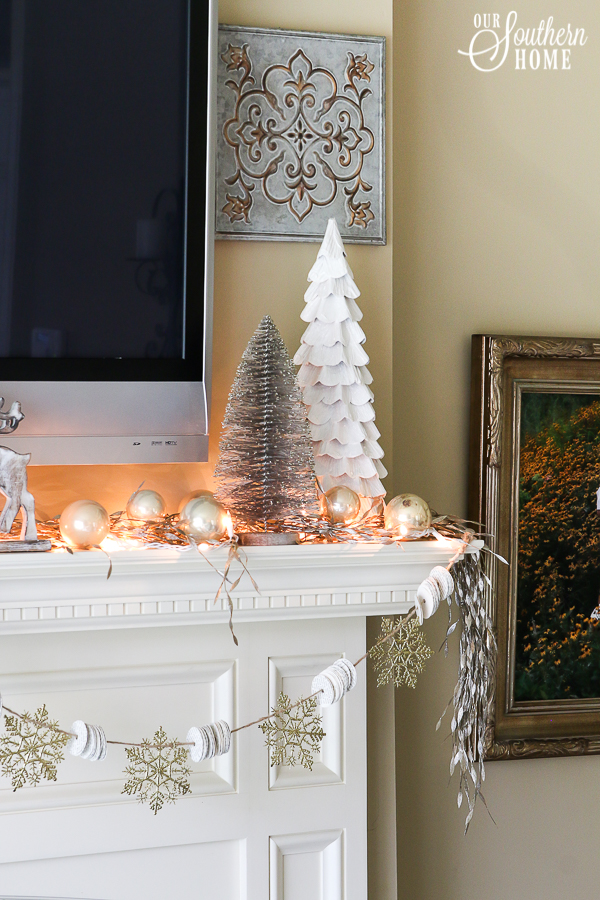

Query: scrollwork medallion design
left=216, top=27, right=385, bottom=243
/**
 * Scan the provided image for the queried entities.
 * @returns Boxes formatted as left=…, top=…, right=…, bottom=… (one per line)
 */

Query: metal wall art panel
left=216, top=25, right=386, bottom=244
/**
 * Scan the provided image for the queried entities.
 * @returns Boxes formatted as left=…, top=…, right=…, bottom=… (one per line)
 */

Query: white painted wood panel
left=270, top=830, right=344, bottom=900
left=0, top=617, right=366, bottom=899
left=0, top=659, right=235, bottom=813
left=0, top=839, right=244, bottom=899
left=269, top=654, right=344, bottom=789
left=0, top=543, right=468, bottom=897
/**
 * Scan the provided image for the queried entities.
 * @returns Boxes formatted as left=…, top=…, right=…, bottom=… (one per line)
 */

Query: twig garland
left=192, top=538, right=260, bottom=646
left=29, top=507, right=477, bottom=551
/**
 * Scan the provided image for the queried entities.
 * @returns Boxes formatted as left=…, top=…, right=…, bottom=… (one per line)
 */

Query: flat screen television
left=0, top=0, right=215, bottom=464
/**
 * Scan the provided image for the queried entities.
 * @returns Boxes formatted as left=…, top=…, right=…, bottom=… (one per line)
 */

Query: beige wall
left=394, top=1, right=600, bottom=897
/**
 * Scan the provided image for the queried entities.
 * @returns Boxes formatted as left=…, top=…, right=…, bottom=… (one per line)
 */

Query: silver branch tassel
left=438, top=553, right=497, bottom=832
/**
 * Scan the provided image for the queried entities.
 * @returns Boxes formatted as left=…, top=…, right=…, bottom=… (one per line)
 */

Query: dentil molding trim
left=0, top=541, right=467, bottom=634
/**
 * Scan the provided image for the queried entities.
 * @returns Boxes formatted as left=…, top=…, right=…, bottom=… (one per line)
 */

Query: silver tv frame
left=0, top=0, right=216, bottom=465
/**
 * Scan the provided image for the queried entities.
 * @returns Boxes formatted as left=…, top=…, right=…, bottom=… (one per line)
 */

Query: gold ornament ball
left=384, top=493, right=432, bottom=536
left=178, top=490, right=228, bottom=540
left=126, top=489, right=166, bottom=521
left=321, top=485, right=361, bottom=525
left=59, top=499, right=110, bottom=548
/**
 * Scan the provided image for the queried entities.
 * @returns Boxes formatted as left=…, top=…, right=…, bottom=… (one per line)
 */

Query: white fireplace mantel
left=0, top=539, right=467, bottom=900
left=0, top=539, right=465, bottom=633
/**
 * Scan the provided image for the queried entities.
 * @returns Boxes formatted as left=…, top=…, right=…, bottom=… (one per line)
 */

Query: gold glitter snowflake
left=122, top=727, right=191, bottom=814
left=0, top=704, right=68, bottom=790
left=370, top=616, right=434, bottom=688
left=260, top=692, right=325, bottom=770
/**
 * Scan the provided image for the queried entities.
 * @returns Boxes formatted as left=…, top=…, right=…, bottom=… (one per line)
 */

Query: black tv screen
left=0, top=0, right=215, bottom=464
left=1, top=0, right=193, bottom=360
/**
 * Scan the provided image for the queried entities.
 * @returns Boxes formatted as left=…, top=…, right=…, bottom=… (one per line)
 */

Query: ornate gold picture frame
left=469, top=335, right=600, bottom=759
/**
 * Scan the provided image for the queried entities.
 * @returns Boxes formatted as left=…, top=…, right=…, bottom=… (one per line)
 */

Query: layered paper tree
left=294, top=219, right=386, bottom=498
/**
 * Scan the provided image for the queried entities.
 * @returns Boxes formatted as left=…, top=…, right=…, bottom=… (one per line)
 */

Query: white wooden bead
left=312, top=658, right=357, bottom=707
left=74, top=722, right=106, bottom=761
left=187, top=721, right=231, bottom=762
left=311, top=673, right=336, bottom=707
left=430, top=565, right=455, bottom=601
left=67, top=720, right=88, bottom=757
left=80, top=723, right=97, bottom=760
left=333, top=658, right=357, bottom=691
left=416, top=577, right=440, bottom=620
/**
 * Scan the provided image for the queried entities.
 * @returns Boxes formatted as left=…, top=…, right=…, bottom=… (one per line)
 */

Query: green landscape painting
left=516, top=392, right=600, bottom=702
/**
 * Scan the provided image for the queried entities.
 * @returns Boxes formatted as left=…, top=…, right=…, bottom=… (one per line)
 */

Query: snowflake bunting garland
left=260, top=692, right=325, bottom=770
left=370, top=616, right=434, bottom=688
left=0, top=705, right=68, bottom=790
left=122, top=726, right=192, bottom=814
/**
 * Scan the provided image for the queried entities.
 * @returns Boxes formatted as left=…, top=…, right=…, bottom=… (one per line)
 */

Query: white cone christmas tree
left=293, top=219, right=387, bottom=498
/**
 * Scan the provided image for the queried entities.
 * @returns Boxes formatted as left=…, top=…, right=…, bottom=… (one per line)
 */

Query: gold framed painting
left=469, top=335, right=600, bottom=759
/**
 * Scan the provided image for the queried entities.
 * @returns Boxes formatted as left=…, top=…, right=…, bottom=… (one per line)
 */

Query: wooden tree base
left=0, top=539, right=52, bottom=552
left=239, top=533, right=298, bottom=546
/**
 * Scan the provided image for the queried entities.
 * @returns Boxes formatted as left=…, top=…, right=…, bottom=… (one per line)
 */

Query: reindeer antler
left=0, top=400, right=24, bottom=434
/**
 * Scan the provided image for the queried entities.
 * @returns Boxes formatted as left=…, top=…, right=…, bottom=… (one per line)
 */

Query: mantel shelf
left=0, top=539, right=468, bottom=634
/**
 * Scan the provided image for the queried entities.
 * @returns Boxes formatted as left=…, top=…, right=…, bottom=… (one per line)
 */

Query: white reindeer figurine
left=0, top=446, right=38, bottom=541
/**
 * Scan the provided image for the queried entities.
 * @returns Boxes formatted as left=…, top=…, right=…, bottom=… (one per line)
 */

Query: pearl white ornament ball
left=178, top=490, right=228, bottom=541
left=126, top=489, right=166, bottom=521
left=59, top=500, right=110, bottom=548
left=321, top=485, right=361, bottom=525
left=384, top=493, right=432, bottom=536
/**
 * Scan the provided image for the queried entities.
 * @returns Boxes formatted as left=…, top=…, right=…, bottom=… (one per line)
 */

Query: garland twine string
left=0, top=603, right=420, bottom=748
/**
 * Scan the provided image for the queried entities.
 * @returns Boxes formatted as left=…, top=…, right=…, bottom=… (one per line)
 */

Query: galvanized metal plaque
left=216, top=25, right=386, bottom=244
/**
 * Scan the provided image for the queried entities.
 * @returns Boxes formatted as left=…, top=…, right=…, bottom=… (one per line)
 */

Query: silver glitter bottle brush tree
left=214, top=316, right=319, bottom=544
